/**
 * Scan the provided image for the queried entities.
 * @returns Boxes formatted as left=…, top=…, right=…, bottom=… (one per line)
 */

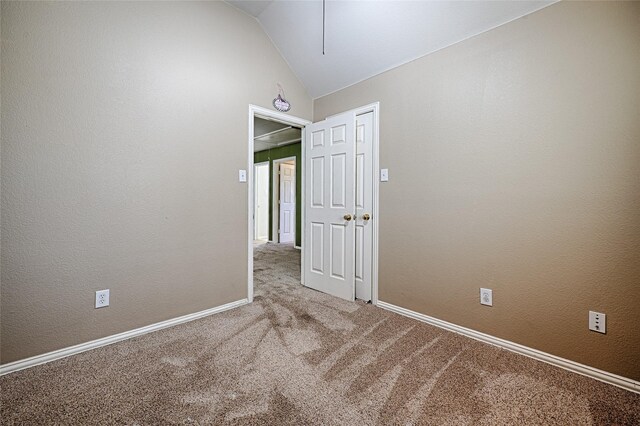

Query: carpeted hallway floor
left=1, top=243, right=639, bottom=424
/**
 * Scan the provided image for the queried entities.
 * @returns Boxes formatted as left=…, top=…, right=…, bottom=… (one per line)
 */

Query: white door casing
left=304, top=111, right=357, bottom=301
left=279, top=162, right=296, bottom=244
left=254, top=162, right=270, bottom=240
left=248, top=105, right=311, bottom=303
left=248, top=103, right=379, bottom=305
left=355, top=112, right=373, bottom=301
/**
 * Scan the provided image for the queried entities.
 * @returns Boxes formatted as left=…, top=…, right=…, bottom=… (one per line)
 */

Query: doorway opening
left=248, top=106, right=310, bottom=302
left=254, top=161, right=270, bottom=243
left=247, top=103, right=379, bottom=305
left=272, top=157, right=297, bottom=246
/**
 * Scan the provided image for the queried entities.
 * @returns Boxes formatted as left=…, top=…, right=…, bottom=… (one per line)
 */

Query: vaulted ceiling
left=228, top=0, right=555, bottom=98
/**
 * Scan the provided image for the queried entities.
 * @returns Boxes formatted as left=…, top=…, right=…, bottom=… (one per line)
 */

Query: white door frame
left=248, top=105, right=310, bottom=303
left=272, top=156, right=297, bottom=245
left=253, top=161, right=270, bottom=240
left=317, top=102, right=380, bottom=305
left=248, top=102, right=380, bottom=305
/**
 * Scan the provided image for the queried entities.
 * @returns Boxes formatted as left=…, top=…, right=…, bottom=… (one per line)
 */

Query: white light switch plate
left=380, top=168, right=389, bottom=182
left=238, top=169, right=247, bottom=182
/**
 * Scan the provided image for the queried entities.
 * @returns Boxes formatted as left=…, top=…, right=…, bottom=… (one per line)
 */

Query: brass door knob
left=343, top=214, right=352, bottom=221
left=362, top=213, right=371, bottom=221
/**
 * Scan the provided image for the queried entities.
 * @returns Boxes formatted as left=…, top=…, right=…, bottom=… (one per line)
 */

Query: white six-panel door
left=279, top=163, right=296, bottom=244
left=304, top=111, right=356, bottom=301
left=355, top=112, right=373, bottom=301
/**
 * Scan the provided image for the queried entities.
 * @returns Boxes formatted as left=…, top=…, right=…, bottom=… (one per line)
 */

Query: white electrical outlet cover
left=589, top=311, right=606, bottom=334
left=380, top=168, right=389, bottom=182
left=480, top=288, right=492, bottom=306
left=95, top=289, right=110, bottom=308
left=238, top=169, right=247, bottom=182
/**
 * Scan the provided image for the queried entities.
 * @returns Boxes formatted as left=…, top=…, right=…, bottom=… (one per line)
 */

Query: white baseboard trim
left=0, top=298, right=249, bottom=376
left=294, top=246, right=301, bottom=250
left=377, top=301, right=640, bottom=394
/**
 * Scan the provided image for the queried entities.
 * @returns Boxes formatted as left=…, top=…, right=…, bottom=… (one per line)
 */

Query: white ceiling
left=228, top=0, right=555, bottom=98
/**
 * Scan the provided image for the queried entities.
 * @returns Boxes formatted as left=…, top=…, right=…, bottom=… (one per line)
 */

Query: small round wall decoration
left=273, top=84, right=291, bottom=112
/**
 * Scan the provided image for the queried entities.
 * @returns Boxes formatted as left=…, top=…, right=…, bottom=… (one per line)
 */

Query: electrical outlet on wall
left=480, top=288, right=492, bottom=306
left=589, top=311, right=606, bottom=334
left=95, top=289, right=110, bottom=308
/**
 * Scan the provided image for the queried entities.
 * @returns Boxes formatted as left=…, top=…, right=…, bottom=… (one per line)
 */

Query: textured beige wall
left=1, top=1, right=312, bottom=363
left=315, top=1, right=640, bottom=381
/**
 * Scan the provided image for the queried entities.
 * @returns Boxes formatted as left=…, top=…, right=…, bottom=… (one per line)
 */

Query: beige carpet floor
left=1, top=243, right=639, bottom=425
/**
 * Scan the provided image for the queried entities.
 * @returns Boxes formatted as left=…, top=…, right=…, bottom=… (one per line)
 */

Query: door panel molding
left=272, top=156, right=297, bottom=243
left=353, top=103, right=380, bottom=305
left=325, top=103, right=380, bottom=304
left=278, top=161, right=296, bottom=243
left=354, top=111, right=374, bottom=302
left=304, top=111, right=357, bottom=301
